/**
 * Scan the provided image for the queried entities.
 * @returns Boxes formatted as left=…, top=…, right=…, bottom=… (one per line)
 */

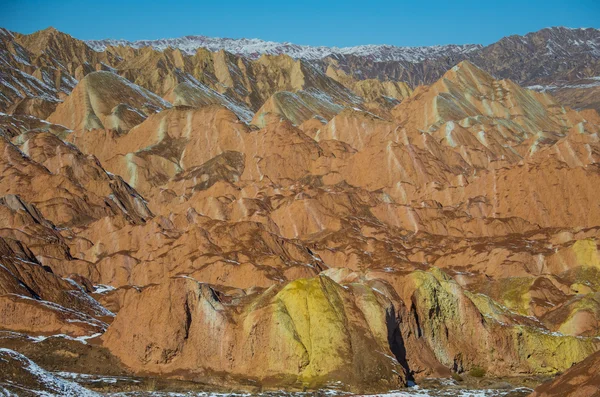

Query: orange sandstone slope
left=1, top=29, right=600, bottom=394
left=528, top=350, right=600, bottom=397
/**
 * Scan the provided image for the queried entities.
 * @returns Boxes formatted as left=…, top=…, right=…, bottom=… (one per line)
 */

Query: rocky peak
left=1, top=24, right=600, bottom=396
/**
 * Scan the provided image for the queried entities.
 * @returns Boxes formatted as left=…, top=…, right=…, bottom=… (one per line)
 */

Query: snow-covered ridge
left=85, top=35, right=483, bottom=63
left=0, top=348, right=101, bottom=396
left=527, top=76, right=600, bottom=92
left=501, top=26, right=600, bottom=58
left=85, top=26, right=600, bottom=63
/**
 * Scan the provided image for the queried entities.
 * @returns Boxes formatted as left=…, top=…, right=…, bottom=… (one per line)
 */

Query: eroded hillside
left=0, top=26, right=600, bottom=396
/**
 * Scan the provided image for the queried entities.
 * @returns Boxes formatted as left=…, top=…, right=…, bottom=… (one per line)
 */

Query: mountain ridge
left=54, top=25, right=600, bottom=113
left=1, top=23, right=600, bottom=396
left=86, top=34, right=483, bottom=63
left=83, top=26, right=598, bottom=63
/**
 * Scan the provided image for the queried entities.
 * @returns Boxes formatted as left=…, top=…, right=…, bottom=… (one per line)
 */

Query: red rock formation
left=103, top=276, right=406, bottom=392
left=1, top=29, right=600, bottom=393
left=529, top=350, right=600, bottom=397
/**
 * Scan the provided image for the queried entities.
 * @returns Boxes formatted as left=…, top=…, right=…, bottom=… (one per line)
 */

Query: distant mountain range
left=2, top=23, right=600, bottom=397
left=85, top=27, right=599, bottom=63
left=87, top=26, right=600, bottom=112
left=86, top=35, right=484, bottom=63
left=1, top=25, right=600, bottom=115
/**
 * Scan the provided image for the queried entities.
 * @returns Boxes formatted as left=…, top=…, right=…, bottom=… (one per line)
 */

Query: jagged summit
left=1, top=24, right=600, bottom=396
left=47, top=70, right=171, bottom=133
left=39, top=26, right=59, bottom=33
left=86, top=34, right=483, bottom=62
left=84, top=26, right=599, bottom=64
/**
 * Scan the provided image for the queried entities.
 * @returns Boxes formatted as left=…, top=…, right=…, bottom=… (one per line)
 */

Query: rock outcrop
left=528, top=350, right=600, bottom=397
left=1, top=26, right=600, bottom=394
left=103, top=276, right=405, bottom=392
left=0, top=348, right=100, bottom=396
left=47, top=71, right=170, bottom=133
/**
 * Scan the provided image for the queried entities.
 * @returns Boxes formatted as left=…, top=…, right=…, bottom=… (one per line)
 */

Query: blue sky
left=2, top=0, right=599, bottom=47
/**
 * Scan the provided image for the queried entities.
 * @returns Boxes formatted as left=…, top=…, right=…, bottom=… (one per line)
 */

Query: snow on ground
left=0, top=330, right=102, bottom=345
left=115, top=74, right=172, bottom=109
left=86, top=27, right=600, bottom=66
left=94, top=284, right=116, bottom=294
left=85, top=36, right=483, bottom=63
left=527, top=76, right=600, bottom=92
left=356, top=387, right=534, bottom=396
left=180, top=77, right=254, bottom=122
left=28, top=332, right=103, bottom=345
left=0, top=353, right=533, bottom=397
left=5, top=293, right=109, bottom=330
left=0, top=348, right=101, bottom=397
left=102, top=388, right=533, bottom=397
left=54, top=371, right=141, bottom=385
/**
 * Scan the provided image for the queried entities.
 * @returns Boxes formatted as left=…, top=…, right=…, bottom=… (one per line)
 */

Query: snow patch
left=0, top=348, right=101, bottom=396
left=86, top=36, right=483, bottom=63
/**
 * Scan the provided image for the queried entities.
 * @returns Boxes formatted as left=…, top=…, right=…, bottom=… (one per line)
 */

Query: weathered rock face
left=3, top=25, right=599, bottom=120
left=0, top=348, right=101, bottom=396
left=164, top=81, right=254, bottom=122
left=0, top=234, right=110, bottom=337
left=2, top=26, right=600, bottom=394
left=0, top=26, right=119, bottom=118
left=103, top=276, right=405, bottom=392
left=528, top=350, right=600, bottom=397
left=81, top=26, right=600, bottom=112
left=0, top=127, right=151, bottom=228
left=320, top=27, right=600, bottom=113
left=391, top=60, right=583, bottom=137
left=395, top=268, right=599, bottom=376
left=47, top=71, right=171, bottom=133
left=251, top=89, right=344, bottom=127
